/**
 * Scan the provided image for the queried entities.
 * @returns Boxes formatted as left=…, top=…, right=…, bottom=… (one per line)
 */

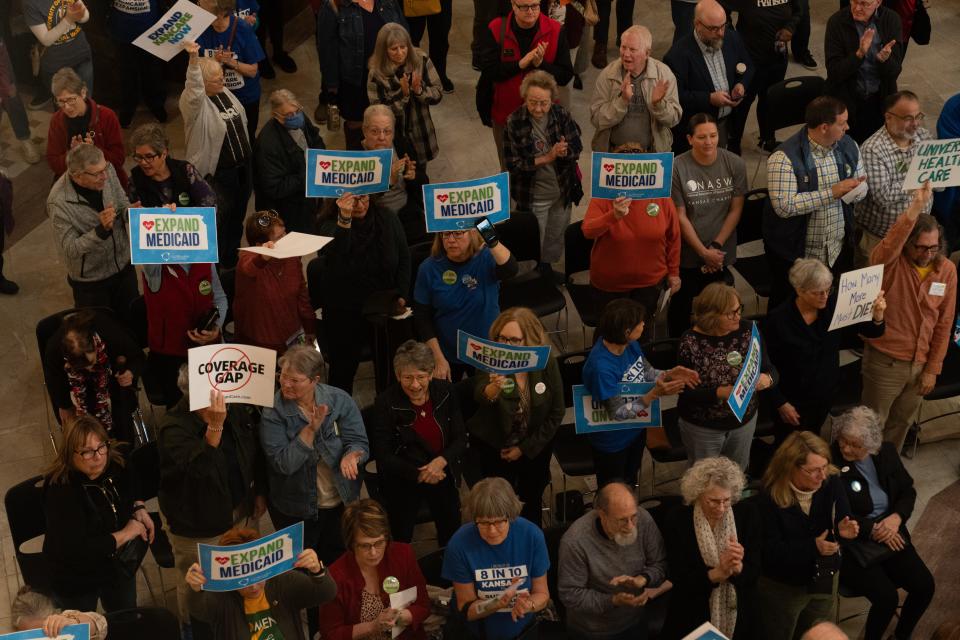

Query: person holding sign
left=360, top=105, right=417, bottom=217
left=11, top=587, right=107, bottom=640
left=583, top=299, right=700, bottom=487
left=127, top=124, right=218, bottom=210
left=861, top=182, right=956, bottom=452
left=467, top=307, right=564, bottom=528
left=442, top=477, right=551, bottom=640
left=319, top=499, right=432, bottom=640
left=762, top=259, right=885, bottom=440
left=678, top=283, right=777, bottom=470
left=661, top=457, right=760, bottom=640
left=186, top=527, right=337, bottom=639
left=414, top=227, right=518, bottom=381
left=504, top=70, right=583, bottom=273
left=756, top=432, right=859, bottom=640
left=370, top=340, right=466, bottom=546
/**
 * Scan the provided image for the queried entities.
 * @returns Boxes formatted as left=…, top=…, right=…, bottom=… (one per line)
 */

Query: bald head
left=695, top=0, right=726, bottom=23
left=596, top=482, right=635, bottom=512
left=801, top=623, right=849, bottom=640
left=694, top=0, right=727, bottom=48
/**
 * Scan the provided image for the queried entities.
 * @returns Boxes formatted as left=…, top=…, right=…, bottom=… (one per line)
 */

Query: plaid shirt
left=503, top=103, right=584, bottom=213
left=855, top=125, right=933, bottom=238
left=768, top=137, right=866, bottom=266
left=694, top=32, right=730, bottom=118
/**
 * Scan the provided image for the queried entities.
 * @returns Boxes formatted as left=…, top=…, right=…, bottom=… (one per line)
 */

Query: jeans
left=56, top=573, right=137, bottom=613
left=595, top=0, right=636, bottom=45
left=670, top=1, right=697, bottom=44
left=678, top=414, right=757, bottom=470
left=116, top=40, right=166, bottom=123
left=382, top=474, right=462, bottom=546
left=590, top=431, right=645, bottom=488
left=530, top=194, right=570, bottom=264
left=469, top=436, right=553, bottom=528
left=408, top=0, right=453, bottom=80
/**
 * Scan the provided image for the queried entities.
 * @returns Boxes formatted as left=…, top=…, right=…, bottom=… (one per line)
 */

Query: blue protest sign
left=590, top=151, right=673, bottom=200
left=422, top=173, right=510, bottom=232
left=726, top=322, right=762, bottom=423
left=681, top=622, right=730, bottom=640
left=457, top=330, right=550, bottom=374
left=572, top=383, right=661, bottom=435
left=953, top=315, right=959, bottom=348
left=129, top=207, right=219, bottom=265
left=305, top=148, right=393, bottom=197
left=199, top=522, right=304, bottom=592
left=1, top=624, right=91, bottom=640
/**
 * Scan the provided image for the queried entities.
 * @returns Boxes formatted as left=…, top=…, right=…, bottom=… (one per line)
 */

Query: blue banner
left=199, top=522, right=304, bottom=592
left=572, top=383, right=661, bottom=434
left=590, top=151, right=673, bottom=200
left=681, top=622, right=730, bottom=640
left=456, top=331, right=550, bottom=374
left=1, top=624, right=91, bottom=640
left=129, top=207, right=219, bottom=265
left=726, top=322, right=762, bottom=423
left=422, top=173, right=510, bottom=232
left=305, top=148, right=393, bottom=197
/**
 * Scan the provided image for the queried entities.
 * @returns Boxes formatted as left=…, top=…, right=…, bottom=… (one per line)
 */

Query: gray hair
left=177, top=363, right=191, bottom=400
left=51, top=67, right=85, bottom=97
left=198, top=57, right=223, bottom=82
left=789, top=258, right=833, bottom=292
left=831, top=406, right=883, bottom=455
left=680, top=456, right=746, bottom=505
left=269, top=88, right=299, bottom=111
left=66, top=143, right=105, bottom=175
left=11, top=587, right=59, bottom=628
left=621, top=25, right=652, bottom=52
left=363, top=104, right=395, bottom=128
left=393, top=340, right=435, bottom=375
left=465, top=477, right=523, bottom=521
left=129, top=123, right=169, bottom=154
left=520, top=69, right=559, bottom=101
left=278, top=344, right=326, bottom=380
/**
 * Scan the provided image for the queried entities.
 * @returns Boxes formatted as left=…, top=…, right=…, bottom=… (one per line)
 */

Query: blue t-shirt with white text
left=196, top=15, right=265, bottom=105
left=582, top=340, right=655, bottom=453
left=107, top=0, right=161, bottom=42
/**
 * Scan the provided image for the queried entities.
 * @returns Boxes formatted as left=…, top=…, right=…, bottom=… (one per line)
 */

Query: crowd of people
left=1, top=0, right=957, bottom=637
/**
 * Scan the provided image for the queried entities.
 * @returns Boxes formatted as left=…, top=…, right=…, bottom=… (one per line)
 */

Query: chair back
left=105, top=607, right=181, bottom=640
left=738, top=189, right=769, bottom=245
left=765, top=76, right=825, bottom=135
left=557, top=349, right=590, bottom=407
left=495, top=213, right=542, bottom=263
left=5, top=475, right=53, bottom=591
left=130, top=441, right=161, bottom=501
left=543, top=525, right=569, bottom=623
left=642, top=338, right=679, bottom=371
left=563, top=221, right=593, bottom=279
left=127, top=296, right=149, bottom=350
left=418, top=547, right=450, bottom=588
left=638, top=494, right=683, bottom=532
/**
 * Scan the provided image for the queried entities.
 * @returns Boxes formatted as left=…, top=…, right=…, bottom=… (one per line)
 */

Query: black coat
left=253, top=118, right=326, bottom=234
left=660, top=500, right=761, bottom=640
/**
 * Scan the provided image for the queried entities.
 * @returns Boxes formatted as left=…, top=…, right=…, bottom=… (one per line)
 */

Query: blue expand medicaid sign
left=305, top=148, right=393, bottom=197
left=199, top=522, right=303, bottom=592
left=681, top=622, right=731, bottom=640
left=456, top=330, right=550, bottom=374
left=572, top=383, right=661, bottom=434
left=1, top=624, right=91, bottom=640
left=726, top=322, right=762, bottom=423
left=590, top=151, right=673, bottom=200
left=129, top=207, right=219, bottom=265
left=422, top=173, right=510, bottom=232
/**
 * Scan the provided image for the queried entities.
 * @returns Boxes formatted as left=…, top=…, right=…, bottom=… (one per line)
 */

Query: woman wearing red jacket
left=46, top=68, right=128, bottom=190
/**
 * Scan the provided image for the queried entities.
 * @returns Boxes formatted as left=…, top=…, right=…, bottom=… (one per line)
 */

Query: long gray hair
left=369, top=23, right=417, bottom=81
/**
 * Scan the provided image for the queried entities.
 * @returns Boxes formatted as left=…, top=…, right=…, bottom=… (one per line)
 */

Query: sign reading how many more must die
left=572, top=383, right=661, bottom=434
left=590, top=151, right=674, bottom=200
left=132, top=0, right=215, bottom=61
left=0, top=624, right=91, bottom=640
left=422, top=173, right=511, bottom=232
left=827, top=265, right=884, bottom=332
left=199, top=523, right=304, bottom=592
left=305, top=148, right=393, bottom=197
left=187, top=344, right=277, bottom=410
left=129, top=207, right=219, bottom=265
left=903, top=137, right=960, bottom=190
left=456, top=330, right=551, bottom=374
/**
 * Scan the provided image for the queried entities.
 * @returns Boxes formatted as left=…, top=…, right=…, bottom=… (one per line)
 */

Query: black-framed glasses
left=132, top=152, right=161, bottom=163
left=886, top=111, right=925, bottom=124
left=913, top=243, right=940, bottom=254
left=696, top=20, right=726, bottom=33
left=256, top=210, right=280, bottom=228
left=76, top=442, right=110, bottom=460
left=725, top=304, right=744, bottom=319
left=497, top=335, right=525, bottom=346
left=441, top=230, right=469, bottom=239
left=56, top=95, right=83, bottom=107
left=513, top=2, right=540, bottom=11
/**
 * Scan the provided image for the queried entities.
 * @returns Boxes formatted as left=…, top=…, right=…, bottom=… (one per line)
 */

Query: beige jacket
left=589, top=57, right=682, bottom=152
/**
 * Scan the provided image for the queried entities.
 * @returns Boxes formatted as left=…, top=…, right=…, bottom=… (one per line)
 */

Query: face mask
left=283, top=111, right=305, bottom=129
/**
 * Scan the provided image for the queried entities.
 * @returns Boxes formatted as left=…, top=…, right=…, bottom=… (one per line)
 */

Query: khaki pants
left=855, top=228, right=883, bottom=269
left=757, top=574, right=837, bottom=640
left=861, top=344, right=925, bottom=452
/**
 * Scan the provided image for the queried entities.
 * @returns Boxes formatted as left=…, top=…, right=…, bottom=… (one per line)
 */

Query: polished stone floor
left=1, top=0, right=959, bottom=635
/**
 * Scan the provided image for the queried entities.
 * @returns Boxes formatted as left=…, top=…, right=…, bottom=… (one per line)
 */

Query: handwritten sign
left=305, top=148, right=392, bottom=197
left=828, top=265, right=884, bottom=331
left=727, top=322, right=761, bottom=423
left=187, top=344, right=277, bottom=410
left=199, top=522, right=303, bottom=592
left=456, top=331, right=550, bottom=374
left=1, top=625, right=91, bottom=640
left=129, top=207, right=218, bottom=265
left=590, top=151, right=673, bottom=200
left=903, top=138, right=960, bottom=190
left=422, top=173, right=511, bottom=232
left=132, top=0, right=215, bottom=61
left=681, top=622, right=730, bottom=640
left=572, top=383, right=661, bottom=434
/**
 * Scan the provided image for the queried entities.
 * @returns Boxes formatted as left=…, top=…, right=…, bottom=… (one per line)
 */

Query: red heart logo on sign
left=603, top=164, right=614, bottom=173
left=319, top=161, right=331, bottom=170
left=437, top=194, right=449, bottom=203
left=143, top=220, right=155, bottom=231
left=215, top=556, right=229, bottom=565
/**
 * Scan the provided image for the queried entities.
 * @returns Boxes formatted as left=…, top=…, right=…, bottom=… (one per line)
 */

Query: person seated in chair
left=11, top=586, right=107, bottom=639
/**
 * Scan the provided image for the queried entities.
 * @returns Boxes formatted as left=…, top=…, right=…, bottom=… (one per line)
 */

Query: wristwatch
left=708, top=241, right=722, bottom=250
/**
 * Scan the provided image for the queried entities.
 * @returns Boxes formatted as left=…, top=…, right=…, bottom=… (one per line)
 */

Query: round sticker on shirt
left=501, top=378, right=516, bottom=394
left=535, top=381, right=546, bottom=395
left=178, top=192, right=191, bottom=206
left=726, top=351, right=742, bottom=367
left=383, top=576, right=400, bottom=594
left=442, top=270, right=457, bottom=285
left=851, top=480, right=862, bottom=493
left=198, top=280, right=213, bottom=296
left=841, top=466, right=850, bottom=473
left=646, top=203, right=660, bottom=217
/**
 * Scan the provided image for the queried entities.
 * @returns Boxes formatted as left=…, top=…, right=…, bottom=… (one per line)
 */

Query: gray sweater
left=558, top=509, right=667, bottom=637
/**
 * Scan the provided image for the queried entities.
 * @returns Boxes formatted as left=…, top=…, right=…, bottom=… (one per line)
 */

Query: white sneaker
left=20, top=139, right=41, bottom=164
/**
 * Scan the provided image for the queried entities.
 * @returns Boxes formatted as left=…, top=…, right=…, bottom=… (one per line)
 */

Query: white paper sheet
left=389, top=586, right=417, bottom=638
left=841, top=179, right=869, bottom=204
left=239, top=232, right=333, bottom=259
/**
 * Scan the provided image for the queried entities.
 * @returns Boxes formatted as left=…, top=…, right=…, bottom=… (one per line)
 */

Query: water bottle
left=327, top=105, right=341, bottom=131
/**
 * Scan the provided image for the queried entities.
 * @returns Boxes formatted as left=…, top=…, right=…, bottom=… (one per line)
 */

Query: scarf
left=693, top=502, right=738, bottom=639
left=65, top=333, right=113, bottom=430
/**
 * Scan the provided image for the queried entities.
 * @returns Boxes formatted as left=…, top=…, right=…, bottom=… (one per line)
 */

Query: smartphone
left=474, top=217, right=499, bottom=247
left=194, top=308, right=220, bottom=333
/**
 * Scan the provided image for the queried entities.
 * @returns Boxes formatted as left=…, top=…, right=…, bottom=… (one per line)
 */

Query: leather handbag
left=113, top=535, right=149, bottom=579
left=844, top=538, right=900, bottom=568
left=403, top=0, right=441, bottom=17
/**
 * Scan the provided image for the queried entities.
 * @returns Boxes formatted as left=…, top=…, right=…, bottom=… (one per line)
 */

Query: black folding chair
left=552, top=350, right=595, bottom=522
left=5, top=475, right=52, bottom=592
left=905, top=342, right=960, bottom=458
left=764, top=76, right=826, bottom=145
left=563, top=220, right=600, bottom=343
left=130, top=442, right=175, bottom=605
left=104, top=607, right=181, bottom=640
left=729, top=188, right=772, bottom=311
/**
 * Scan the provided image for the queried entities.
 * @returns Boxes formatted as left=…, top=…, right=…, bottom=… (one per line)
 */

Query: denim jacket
left=260, top=384, right=369, bottom=518
left=316, top=0, right=407, bottom=92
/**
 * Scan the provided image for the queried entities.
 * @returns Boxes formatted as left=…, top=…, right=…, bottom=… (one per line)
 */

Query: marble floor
left=1, top=0, right=959, bottom=635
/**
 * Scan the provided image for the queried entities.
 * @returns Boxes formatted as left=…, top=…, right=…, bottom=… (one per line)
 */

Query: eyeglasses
left=805, top=287, right=834, bottom=297
left=366, top=127, right=393, bottom=137
left=256, top=210, right=280, bottom=228
left=887, top=111, right=925, bottom=123
left=56, top=95, right=83, bottom=107
left=514, top=2, right=540, bottom=12
left=913, top=243, right=940, bottom=254
left=400, top=372, right=431, bottom=385
left=799, top=464, right=829, bottom=477
left=76, top=442, right=109, bottom=460
left=441, top=230, right=469, bottom=240
left=704, top=497, right=732, bottom=508
left=132, top=152, right=161, bottom=163
left=526, top=99, right=551, bottom=108
left=355, top=538, right=388, bottom=553
left=279, top=371, right=312, bottom=385
left=725, top=304, right=744, bottom=319
left=497, top=335, right=525, bottom=346
left=82, top=167, right=108, bottom=179
left=697, top=20, right=726, bottom=33
left=609, top=513, right=639, bottom=528
left=475, top=518, right=509, bottom=529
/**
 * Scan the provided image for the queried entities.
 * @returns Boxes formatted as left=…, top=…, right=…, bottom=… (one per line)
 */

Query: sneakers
left=440, top=76, right=454, bottom=93
left=796, top=52, right=818, bottom=70
left=19, top=139, right=40, bottom=164
left=259, top=58, right=276, bottom=79
left=592, top=41, right=607, bottom=69
left=28, top=94, right=51, bottom=110
left=0, top=277, right=19, bottom=295
left=274, top=51, right=298, bottom=74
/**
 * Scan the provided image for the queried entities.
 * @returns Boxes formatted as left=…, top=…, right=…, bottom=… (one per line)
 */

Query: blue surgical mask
left=283, top=111, right=305, bottom=130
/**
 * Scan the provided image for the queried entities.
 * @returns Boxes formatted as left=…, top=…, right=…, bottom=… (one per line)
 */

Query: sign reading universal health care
left=903, top=138, right=960, bottom=190
left=305, top=148, right=393, bottom=197
left=1, top=625, right=91, bottom=640
left=129, top=207, right=218, bottom=265
left=422, top=173, right=510, bottom=232
left=456, top=330, right=550, bottom=374
left=199, top=522, right=304, bottom=592
left=827, top=264, right=884, bottom=331
left=590, top=151, right=673, bottom=200
left=726, top=322, right=762, bottom=423
left=133, top=0, right=215, bottom=61
left=187, top=344, right=277, bottom=410
left=572, top=383, right=661, bottom=435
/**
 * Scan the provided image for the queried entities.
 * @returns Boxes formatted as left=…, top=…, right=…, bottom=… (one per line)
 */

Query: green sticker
left=442, top=270, right=457, bottom=285
left=383, top=576, right=400, bottom=594
left=178, top=192, right=191, bottom=205
left=646, top=203, right=660, bottom=217
left=501, top=378, right=516, bottom=394
left=198, top=279, right=212, bottom=296
left=726, top=351, right=742, bottom=367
